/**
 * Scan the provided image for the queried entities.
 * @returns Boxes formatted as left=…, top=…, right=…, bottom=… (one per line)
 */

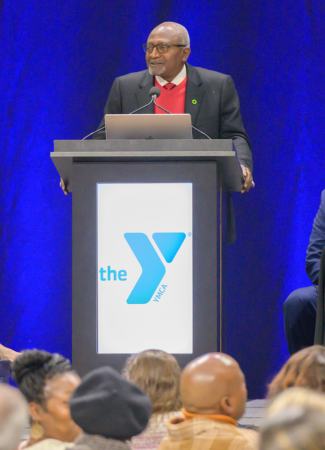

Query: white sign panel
left=97, top=183, right=193, bottom=354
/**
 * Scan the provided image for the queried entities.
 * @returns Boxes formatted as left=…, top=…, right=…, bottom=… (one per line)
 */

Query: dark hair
left=267, top=346, right=325, bottom=399
left=11, top=349, right=73, bottom=406
left=123, top=349, right=182, bottom=414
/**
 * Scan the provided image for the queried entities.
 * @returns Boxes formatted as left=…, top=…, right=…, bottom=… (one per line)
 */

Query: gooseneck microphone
left=129, top=86, right=161, bottom=114
left=148, top=86, right=161, bottom=100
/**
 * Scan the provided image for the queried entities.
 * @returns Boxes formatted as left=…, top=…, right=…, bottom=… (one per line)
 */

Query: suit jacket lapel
left=135, top=71, right=155, bottom=114
left=185, top=63, right=204, bottom=126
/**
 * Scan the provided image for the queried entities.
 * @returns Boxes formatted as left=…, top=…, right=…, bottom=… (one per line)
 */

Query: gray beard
left=148, top=66, right=165, bottom=77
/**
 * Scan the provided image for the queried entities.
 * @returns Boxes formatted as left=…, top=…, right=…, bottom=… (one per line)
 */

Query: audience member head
left=267, top=345, right=325, bottom=399
left=261, top=387, right=325, bottom=450
left=123, top=349, right=182, bottom=414
left=0, top=385, right=29, bottom=450
left=11, top=349, right=82, bottom=443
left=180, top=352, right=247, bottom=421
left=70, top=366, right=152, bottom=440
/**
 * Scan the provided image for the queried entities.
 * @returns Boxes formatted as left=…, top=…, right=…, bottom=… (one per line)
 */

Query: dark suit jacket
left=94, top=63, right=253, bottom=242
left=306, top=190, right=325, bottom=284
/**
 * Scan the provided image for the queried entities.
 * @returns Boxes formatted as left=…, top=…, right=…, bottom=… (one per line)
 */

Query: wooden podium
left=51, top=139, right=243, bottom=375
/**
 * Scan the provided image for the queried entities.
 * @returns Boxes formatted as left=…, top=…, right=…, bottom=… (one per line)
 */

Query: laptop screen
left=105, top=114, right=193, bottom=139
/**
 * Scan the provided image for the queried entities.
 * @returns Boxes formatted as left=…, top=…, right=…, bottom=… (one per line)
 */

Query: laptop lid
left=105, top=114, right=193, bottom=139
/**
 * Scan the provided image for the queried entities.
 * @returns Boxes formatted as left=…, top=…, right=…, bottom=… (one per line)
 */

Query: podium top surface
left=51, top=140, right=244, bottom=191
left=53, top=139, right=238, bottom=154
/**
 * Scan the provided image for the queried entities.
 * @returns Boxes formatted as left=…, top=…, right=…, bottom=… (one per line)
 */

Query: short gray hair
left=149, top=22, right=190, bottom=47
left=0, top=385, right=29, bottom=450
left=172, top=23, right=190, bottom=47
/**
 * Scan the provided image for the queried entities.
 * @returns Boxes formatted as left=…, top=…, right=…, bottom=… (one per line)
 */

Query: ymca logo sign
left=99, top=232, right=186, bottom=305
left=124, top=232, right=186, bottom=304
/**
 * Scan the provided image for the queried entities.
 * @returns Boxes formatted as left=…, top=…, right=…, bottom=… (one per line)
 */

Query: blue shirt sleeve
left=306, top=190, right=325, bottom=285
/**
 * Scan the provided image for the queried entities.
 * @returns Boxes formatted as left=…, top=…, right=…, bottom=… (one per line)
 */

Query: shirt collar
left=155, top=64, right=187, bottom=86
left=181, top=408, right=238, bottom=426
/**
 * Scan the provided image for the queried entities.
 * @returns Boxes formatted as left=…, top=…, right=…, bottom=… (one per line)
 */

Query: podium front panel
left=71, top=161, right=225, bottom=374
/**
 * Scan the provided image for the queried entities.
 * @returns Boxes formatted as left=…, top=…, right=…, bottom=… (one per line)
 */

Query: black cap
left=70, top=366, right=151, bottom=440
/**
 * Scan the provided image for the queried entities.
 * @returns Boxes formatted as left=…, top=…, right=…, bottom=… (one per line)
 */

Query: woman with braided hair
left=11, top=349, right=82, bottom=450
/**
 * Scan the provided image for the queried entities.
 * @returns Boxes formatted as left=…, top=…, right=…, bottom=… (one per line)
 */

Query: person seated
left=157, top=352, right=257, bottom=450
left=267, top=345, right=325, bottom=399
left=0, top=343, right=20, bottom=361
left=283, top=189, right=325, bottom=355
left=0, top=384, right=29, bottom=450
left=69, top=366, right=152, bottom=450
left=261, top=387, right=325, bottom=450
left=123, top=350, right=183, bottom=450
left=11, top=349, right=82, bottom=449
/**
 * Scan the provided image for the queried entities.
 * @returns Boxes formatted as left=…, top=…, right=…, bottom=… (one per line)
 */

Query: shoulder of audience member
left=228, top=429, right=258, bottom=450
left=236, top=427, right=258, bottom=443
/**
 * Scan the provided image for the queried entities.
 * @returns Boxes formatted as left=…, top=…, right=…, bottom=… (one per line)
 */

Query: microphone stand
left=129, top=99, right=154, bottom=115
left=82, top=125, right=106, bottom=140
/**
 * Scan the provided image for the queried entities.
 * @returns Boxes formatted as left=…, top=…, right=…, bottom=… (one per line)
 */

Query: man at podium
left=94, top=22, right=253, bottom=193
left=61, top=22, right=253, bottom=243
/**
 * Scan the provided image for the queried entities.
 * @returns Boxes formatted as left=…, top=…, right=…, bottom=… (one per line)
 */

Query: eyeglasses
left=142, top=43, right=186, bottom=54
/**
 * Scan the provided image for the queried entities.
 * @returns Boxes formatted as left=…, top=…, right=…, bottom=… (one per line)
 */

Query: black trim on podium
left=51, top=140, right=243, bottom=375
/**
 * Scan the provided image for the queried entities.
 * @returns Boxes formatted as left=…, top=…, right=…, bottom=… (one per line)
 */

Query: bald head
left=181, top=353, right=247, bottom=421
left=0, top=385, right=28, bottom=450
left=148, top=22, right=190, bottom=47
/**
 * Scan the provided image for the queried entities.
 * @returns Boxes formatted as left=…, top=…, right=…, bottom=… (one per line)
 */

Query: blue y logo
left=124, top=232, right=186, bottom=304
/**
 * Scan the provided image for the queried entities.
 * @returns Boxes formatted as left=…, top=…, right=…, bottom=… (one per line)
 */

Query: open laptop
left=105, top=114, right=193, bottom=139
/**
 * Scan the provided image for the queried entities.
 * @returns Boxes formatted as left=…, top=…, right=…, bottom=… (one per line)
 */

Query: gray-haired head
left=0, top=385, right=29, bottom=450
left=148, top=22, right=190, bottom=47
left=145, top=22, right=191, bottom=82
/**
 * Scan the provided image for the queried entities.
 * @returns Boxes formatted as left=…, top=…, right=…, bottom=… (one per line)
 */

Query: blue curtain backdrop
left=0, top=0, right=324, bottom=397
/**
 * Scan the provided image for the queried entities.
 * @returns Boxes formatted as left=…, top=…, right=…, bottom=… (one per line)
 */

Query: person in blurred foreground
left=0, top=384, right=29, bottom=450
left=123, top=350, right=182, bottom=450
left=157, top=352, right=257, bottom=450
left=260, top=387, right=325, bottom=450
left=69, top=366, right=152, bottom=450
left=267, top=345, right=325, bottom=399
left=11, top=349, right=82, bottom=449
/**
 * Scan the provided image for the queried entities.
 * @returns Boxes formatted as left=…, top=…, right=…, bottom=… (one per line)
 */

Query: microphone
left=152, top=87, right=211, bottom=140
left=129, top=86, right=161, bottom=115
left=149, top=86, right=161, bottom=100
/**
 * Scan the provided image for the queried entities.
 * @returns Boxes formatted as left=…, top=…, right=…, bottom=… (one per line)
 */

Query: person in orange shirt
left=157, top=353, right=257, bottom=450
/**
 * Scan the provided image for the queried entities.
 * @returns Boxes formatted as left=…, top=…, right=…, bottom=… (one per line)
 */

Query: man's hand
left=0, top=343, right=20, bottom=362
left=60, top=178, right=69, bottom=195
left=240, top=166, right=254, bottom=193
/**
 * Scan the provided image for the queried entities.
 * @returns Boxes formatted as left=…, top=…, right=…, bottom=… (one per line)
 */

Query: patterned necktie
left=164, top=83, right=176, bottom=91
